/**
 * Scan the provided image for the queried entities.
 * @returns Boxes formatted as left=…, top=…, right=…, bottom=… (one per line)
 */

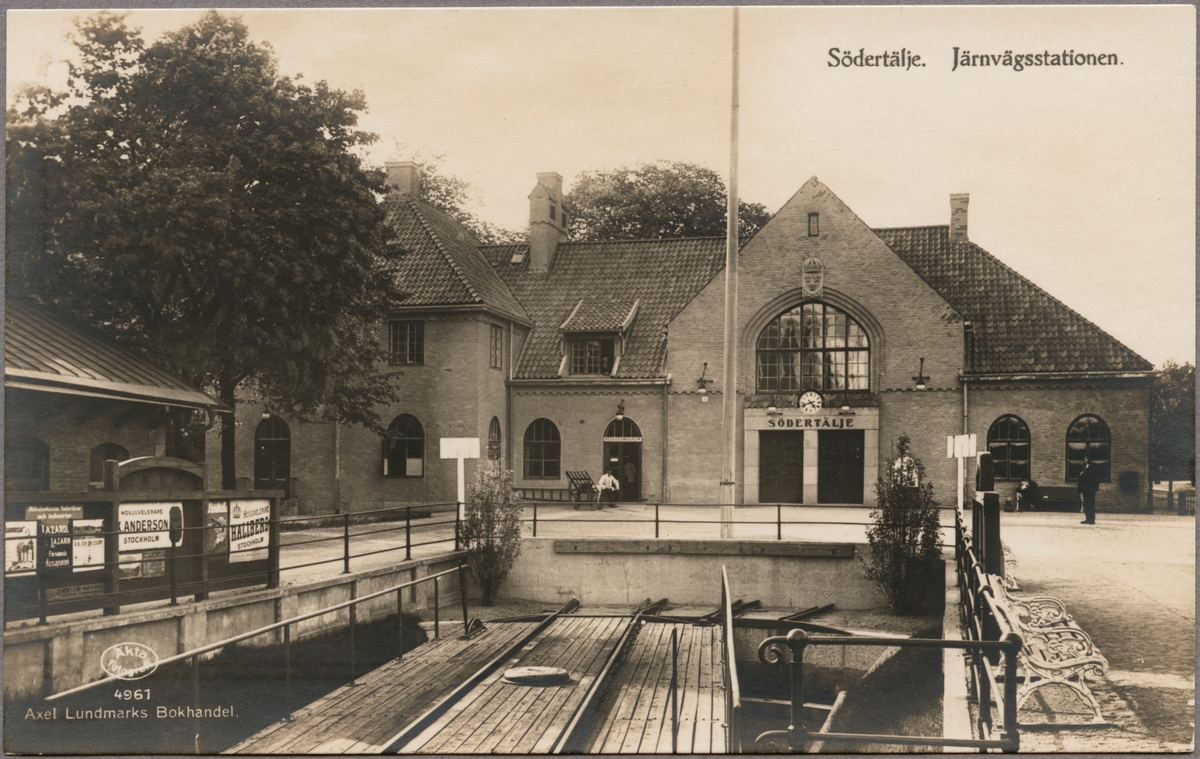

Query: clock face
left=799, top=391, right=823, bottom=413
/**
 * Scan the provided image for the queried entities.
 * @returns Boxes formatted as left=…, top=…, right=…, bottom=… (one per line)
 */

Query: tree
left=862, top=435, right=944, bottom=615
left=6, top=12, right=404, bottom=487
left=564, top=160, right=772, bottom=241
left=415, top=157, right=523, bottom=244
left=1151, top=361, right=1195, bottom=483
left=459, top=465, right=523, bottom=606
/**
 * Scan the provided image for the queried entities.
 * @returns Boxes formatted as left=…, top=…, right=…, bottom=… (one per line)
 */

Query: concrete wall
left=497, top=538, right=887, bottom=610
left=3, top=554, right=464, bottom=700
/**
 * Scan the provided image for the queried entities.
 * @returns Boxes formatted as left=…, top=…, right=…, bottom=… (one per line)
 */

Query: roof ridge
left=405, top=197, right=484, bottom=305
left=959, top=239, right=1152, bottom=369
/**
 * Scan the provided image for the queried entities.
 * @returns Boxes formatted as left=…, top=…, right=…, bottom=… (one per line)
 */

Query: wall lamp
left=261, top=410, right=272, bottom=420
left=766, top=405, right=783, bottom=417
left=696, top=362, right=709, bottom=394
left=912, top=357, right=929, bottom=391
left=615, top=399, right=625, bottom=421
left=838, top=405, right=856, bottom=416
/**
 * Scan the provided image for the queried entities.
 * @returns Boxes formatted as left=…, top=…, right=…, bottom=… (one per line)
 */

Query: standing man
left=1077, top=455, right=1102, bottom=524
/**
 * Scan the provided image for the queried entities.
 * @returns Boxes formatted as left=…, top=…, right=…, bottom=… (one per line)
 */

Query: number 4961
left=114, top=688, right=150, bottom=700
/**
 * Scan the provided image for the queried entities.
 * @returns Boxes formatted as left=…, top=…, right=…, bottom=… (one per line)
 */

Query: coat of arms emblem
left=802, top=257, right=824, bottom=298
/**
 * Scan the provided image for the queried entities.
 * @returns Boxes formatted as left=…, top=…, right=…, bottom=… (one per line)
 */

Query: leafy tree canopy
left=1151, top=361, right=1195, bottom=482
left=564, top=160, right=772, bottom=241
left=407, top=153, right=523, bottom=244
left=7, top=11, right=404, bottom=486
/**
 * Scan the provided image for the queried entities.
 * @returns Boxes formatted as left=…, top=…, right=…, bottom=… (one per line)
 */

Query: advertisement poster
left=4, top=521, right=37, bottom=575
left=228, top=499, right=271, bottom=563
left=4, top=4, right=1194, bottom=757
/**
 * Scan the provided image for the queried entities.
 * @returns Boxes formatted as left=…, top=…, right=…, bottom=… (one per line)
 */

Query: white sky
left=7, top=5, right=1196, bottom=367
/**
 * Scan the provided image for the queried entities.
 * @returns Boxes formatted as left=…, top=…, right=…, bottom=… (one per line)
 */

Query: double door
left=758, top=429, right=864, bottom=504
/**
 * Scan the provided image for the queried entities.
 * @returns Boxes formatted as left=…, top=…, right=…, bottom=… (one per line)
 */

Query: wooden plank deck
left=586, top=621, right=727, bottom=754
left=402, top=615, right=629, bottom=754
left=223, top=621, right=541, bottom=754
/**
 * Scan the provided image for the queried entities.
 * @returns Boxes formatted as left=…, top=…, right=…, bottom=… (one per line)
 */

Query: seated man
left=598, top=470, right=620, bottom=506
left=1015, top=480, right=1039, bottom=511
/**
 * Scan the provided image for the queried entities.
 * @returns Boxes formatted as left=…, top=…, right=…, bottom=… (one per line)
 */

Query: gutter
left=960, top=370, right=1156, bottom=382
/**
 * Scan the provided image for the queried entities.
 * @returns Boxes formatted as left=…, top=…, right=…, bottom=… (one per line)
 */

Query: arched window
left=6, top=437, right=49, bottom=492
left=756, top=302, right=869, bottom=392
left=488, top=417, right=502, bottom=461
left=384, top=415, right=424, bottom=478
left=1066, top=415, right=1110, bottom=482
left=987, top=416, right=1030, bottom=481
left=90, top=443, right=130, bottom=484
left=524, top=419, right=560, bottom=479
left=255, top=416, right=292, bottom=496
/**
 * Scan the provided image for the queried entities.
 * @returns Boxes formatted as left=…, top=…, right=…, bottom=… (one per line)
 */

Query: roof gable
left=383, top=196, right=527, bottom=322
left=876, top=226, right=1152, bottom=373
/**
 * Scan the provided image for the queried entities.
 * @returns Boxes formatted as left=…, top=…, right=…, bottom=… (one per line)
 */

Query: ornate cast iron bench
left=989, top=578, right=1109, bottom=723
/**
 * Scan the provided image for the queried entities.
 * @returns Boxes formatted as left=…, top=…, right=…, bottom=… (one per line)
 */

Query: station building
left=230, top=164, right=1154, bottom=515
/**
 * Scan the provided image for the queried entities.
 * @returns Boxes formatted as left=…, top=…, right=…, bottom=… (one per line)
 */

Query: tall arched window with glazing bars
left=756, top=302, right=870, bottom=392
left=987, top=415, right=1030, bottom=480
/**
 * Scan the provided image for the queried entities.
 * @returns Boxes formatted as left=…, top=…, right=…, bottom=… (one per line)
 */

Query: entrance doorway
left=603, top=418, right=642, bottom=502
left=818, top=430, right=864, bottom=504
left=758, top=430, right=804, bottom=503
left=255, top=416, right=291, bottom=498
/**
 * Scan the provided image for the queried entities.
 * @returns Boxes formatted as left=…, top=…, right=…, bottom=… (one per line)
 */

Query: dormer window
left=570, top=337, right=615, bottom=375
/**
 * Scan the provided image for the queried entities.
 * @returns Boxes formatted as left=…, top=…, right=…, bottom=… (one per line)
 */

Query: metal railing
left=45, top=563, right=473, bottom=748
left=720, top=565, right=744, bottom=753
left=5, top=501, right=462, bottom=624
left=746, top=506, right=1022, bottom=753
left=525, top=501, right=957, bottom=540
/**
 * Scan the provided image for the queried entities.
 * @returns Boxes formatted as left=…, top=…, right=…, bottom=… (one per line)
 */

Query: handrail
left=45, top=563, right=467, bottom=701
left=721, top=565, right=743, bottom=753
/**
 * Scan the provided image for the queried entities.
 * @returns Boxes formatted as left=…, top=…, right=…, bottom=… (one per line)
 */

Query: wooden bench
left=1019, top=485, right=1080, bottom=512
left=565, top=471, right=600, bottom=510
left=989, top=578, right=1109, bottom=723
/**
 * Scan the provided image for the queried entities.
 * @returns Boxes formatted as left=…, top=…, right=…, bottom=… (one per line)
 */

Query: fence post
left=397, top=588, right=406, bottom=659
left=459, top=563, right=470, bottom=637
left=405, top=506, right=412, bottom=561
left=532, top=501, right=538, bottom=538
left=348, top=580, right=358, bottom=685
left=777, top=503, right=782, bottom=541
left=342, top=512, right=351, bottom=574
left=671, top=627, right=679, bottom=754
left=192, top=655, right=202, bottom=754
left=433, top=576, right=440, bottom=639
left=454, top=506, right=461, bottom=552
left=655, top=503, right=660, bottom=539
left=1001, top=632, right=1022, bottom=752
left=282, top=624, right=292, bottom=719
left=982, top=492, right=1003, bottom=576
left=267, top=500, right=281, bottom=589
left=787, top=629, right=809, bottom=753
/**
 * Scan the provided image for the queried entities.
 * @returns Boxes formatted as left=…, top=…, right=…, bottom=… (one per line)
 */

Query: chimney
left=385, top=161, right=421, bottom=197
left=528, top=172, right=567, bottom=273
left=949, top=193, right=969, bottom=243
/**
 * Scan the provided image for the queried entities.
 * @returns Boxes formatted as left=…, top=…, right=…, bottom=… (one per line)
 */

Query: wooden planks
left=224, top=622, right=540, bottom=754
left=586, top=621, right=727, bottom=754
left=403, top=615, right=628, bottom=754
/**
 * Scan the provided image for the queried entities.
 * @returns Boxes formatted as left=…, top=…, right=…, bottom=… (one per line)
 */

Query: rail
left=720, top=565, right=744, bottom=753
left=5, top=501, right=462, bottom=624
left=745, top=506, right=1022, bottom=753
left=525, top=501, right=957, bottom=541
left=46, top=563, right=471, bottom=749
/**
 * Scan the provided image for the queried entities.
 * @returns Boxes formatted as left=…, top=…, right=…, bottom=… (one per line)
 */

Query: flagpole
left=720, top=6, right=740, bottom=539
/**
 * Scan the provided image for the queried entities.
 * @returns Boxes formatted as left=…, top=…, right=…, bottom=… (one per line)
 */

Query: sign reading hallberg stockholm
left=227, top=499, right=271, bottom=563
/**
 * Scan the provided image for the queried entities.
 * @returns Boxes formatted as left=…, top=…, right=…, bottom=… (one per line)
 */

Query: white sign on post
left=441, top=438, right=481, bottom=521
left=947, top=434, right=978, bottom=512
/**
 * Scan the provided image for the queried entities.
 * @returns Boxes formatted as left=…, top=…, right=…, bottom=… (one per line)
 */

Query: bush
left=459, top=465, right=523, bottom=606
left=862, top=435, right=944, bottom=615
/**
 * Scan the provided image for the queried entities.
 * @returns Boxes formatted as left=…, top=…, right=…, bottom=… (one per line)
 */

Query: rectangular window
left=490, top=324, right=503, bottom=370
left=569, top=338, right=614, bottom=375
left=389, top=321, right=424, bottom=365
left=808, top=212, right=820, bottom=237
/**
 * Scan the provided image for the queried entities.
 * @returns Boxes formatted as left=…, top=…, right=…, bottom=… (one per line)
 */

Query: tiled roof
left=5, top=299, right=227, bottom=410
left=877, top=226, right=1152, bottom=374
left=560, top=297, right=640, bottom=333
left=382, top=196, right=527, bottom=322
left=481, top=238, right=730, bottom=378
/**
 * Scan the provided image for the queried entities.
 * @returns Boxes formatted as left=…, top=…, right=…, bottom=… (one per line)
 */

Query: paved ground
left=998, top=510, right=1195, bottom=752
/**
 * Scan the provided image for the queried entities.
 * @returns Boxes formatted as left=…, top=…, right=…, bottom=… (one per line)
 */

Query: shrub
left=459, top=464, right=523, bottom=606
left=862, top=435, right=944, bottom=615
